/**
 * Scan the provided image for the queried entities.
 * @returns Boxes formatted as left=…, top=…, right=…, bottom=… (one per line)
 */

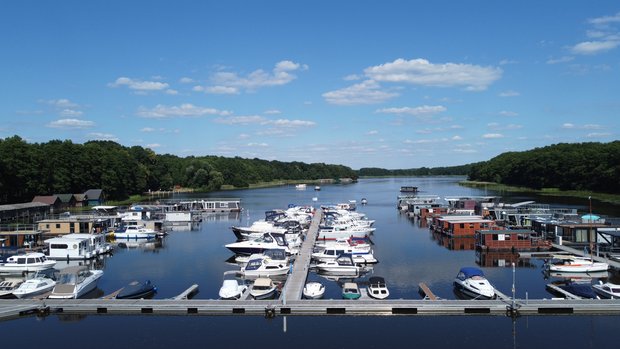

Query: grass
left=460, top=180, right=620, bottom=205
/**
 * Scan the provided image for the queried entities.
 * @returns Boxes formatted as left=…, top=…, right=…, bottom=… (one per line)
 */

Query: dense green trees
left=0, top=136, right=357, bottom=203
left=357, top=164, right=474, bottom=177
left=468, top=141, right=620, bottom=193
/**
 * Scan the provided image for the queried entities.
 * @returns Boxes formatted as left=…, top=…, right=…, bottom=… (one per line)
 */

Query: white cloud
left=452, top=135, right=463, bottom=140
left=137, top=103, right=231, bottom=118
left=367, top=130, right=379, bottom=135
left=60, top=109, right=83, bottom=117
left=204, top=86, right=239, bottom=94
left=208, top=60, right=307, bottom=92
left=42, top=98, right=78, bottom=108
left=165, top=89, right=178, bottom=95
left=88, top=132, right=118, bottom=141
left=547, top=56, right=575, bottom=64
left=238, top=133, right=250, bottom=139
left=270, top=119, right=316, bottom=127
left=499, top=90, right=520, bottom=97
left=146, top=143, right=161, bottom=148
left=562, top=123, right=575, bottom=129
left=343, top=74, right=362, bottom=81
left=263, top=109, right=281, bottom=115
left=562, top=123, right=603, bottom=130
left=213, top=115, right=266, bottom=125
left=499, top=59, right=518, bottom=65
left=247, top=142, right=268, bottom=147
left=571, top=40, right=620, bottom=55
left=588, top=12, right=620, bottom=26
left=498, top=110, right=518, bottom=117
left=179, top=77, right=194, bottom=84
left=483, top=133, right=504, bottom=139
left=322, top=80, right=398, bottom=105
left=108, top=77, right=169, bottom=91
left=47, top=118, right=94, bottom=129
left=364, top=58, right=502, bottom=91
left=376, top=105, right=446, bottom=116
left=140, top=127, right=156, bottom=132
left=586, top=132, right=611, bottom=138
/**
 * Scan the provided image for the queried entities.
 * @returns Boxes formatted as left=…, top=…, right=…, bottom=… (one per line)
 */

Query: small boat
left=11, top=276, right=56, bottom=299
left=116, top=280, right=157, bottom=299
left=0, top=279, right=23, bottom=299
left=367, top=276, right=389, bottom=300
left=314, top=186, right=321, bottom=191
left=249, top=277, right=278, bottom=300
left=315, top=254, right=362, bottom=275
left=303, top=282, right=325, bottom=299
left=114, top=225, right=158, bottom=239
left=48, top=266, right=104, bottom=299
left=453, top=267, right=496, bottom=300
left=547, top=255, right=609, bottom=273
left=218, top=275, right=248, bottom=300
left=361, top=198, right=368, bottom=205
left=225, top=232, right=296, bottom=256
left=295, top=184, right=307, bottom=190
left=342, top=282, right=361, bottom=300
left=592, top=281, right=620, bottom=299
left=557, top=282, right=599, bottom=299
left=240, top=256, right=289, bottom=278
left=0, top=252, right=56, bottom=274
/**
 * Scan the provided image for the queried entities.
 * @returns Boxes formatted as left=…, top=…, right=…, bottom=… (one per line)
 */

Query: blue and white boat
left=114, top=225, right=158, bottom=239
left=453, top=267, right=496, bottom=299
left=225, top=233, right=296, bottom=255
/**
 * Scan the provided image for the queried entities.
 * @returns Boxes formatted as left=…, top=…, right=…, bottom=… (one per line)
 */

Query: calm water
left=3, top=177, right=620, bottom=349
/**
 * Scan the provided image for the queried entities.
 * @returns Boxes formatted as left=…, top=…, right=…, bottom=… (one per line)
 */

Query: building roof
left=0, top=202, right=49, bottom=212
left=55, top=194, right=75, bottom=203
left=73, top=194, right=86, bottom=201
left=31, top=195, right=60, bottom=205
left=84, top=189, right=103, bottom=200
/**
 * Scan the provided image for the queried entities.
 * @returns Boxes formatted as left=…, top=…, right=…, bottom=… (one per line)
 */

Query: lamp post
left=511, top=262, right=516, bottom=311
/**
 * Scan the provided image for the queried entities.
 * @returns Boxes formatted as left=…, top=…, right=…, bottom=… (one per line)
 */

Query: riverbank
left=460, top=180, right=620, bottom=205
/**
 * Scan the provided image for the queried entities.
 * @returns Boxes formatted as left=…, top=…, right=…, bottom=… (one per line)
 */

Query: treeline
left=468, top=141, right=620, bottom=194
left=358, top=164, right=474, bottom=177
left=0, top=136, right=357, bottom=203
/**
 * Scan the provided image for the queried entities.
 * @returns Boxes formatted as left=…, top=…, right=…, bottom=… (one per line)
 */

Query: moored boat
left=342, top=282, right=361, bottom=299
left=12, top=276, right=56, bottom=299
left=218, top=272, right=248, bottom=300
left=547, top=255, right=609, bottom=273
left=315, top=254, right=362, bottom=275
left=592, top=281, right=620, bottom=299
left=303, top=282, right=325, bottom=299
left=249, top=277, right=278, bottom=300
left=114, top=225, right=158, bottom=239
left=116, top=280, right=157, bottom=299
left=0, top=252, right=56, bottom=274
left=453, top=267, right=496, bottom=300
left=367, top=276, right=389, bottom=300
left=49, top=266, right=103, bottom=299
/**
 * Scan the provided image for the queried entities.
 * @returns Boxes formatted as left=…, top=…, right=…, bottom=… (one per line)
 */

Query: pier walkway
left=283, top=208, right=322, bottom=302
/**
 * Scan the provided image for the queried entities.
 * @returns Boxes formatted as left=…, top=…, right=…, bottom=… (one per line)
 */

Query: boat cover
left=459, top=267, right=485, bottom=278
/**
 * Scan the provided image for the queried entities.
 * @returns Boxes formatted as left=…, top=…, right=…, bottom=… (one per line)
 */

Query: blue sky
left=1, top=1, right=619, bottom=169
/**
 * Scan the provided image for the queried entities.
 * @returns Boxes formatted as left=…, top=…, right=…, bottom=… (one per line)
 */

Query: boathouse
left=0, top=224, right=43, bottom=249
left=0, top=202, right=50, bottom=223
left=475, top=229, right=551, bottom=252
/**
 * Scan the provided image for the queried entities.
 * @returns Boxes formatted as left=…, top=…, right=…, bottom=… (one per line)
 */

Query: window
left=56, top=224, right=61, bottom=229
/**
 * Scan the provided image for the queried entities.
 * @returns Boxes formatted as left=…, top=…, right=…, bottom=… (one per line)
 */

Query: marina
left=1, top=178, right=620, bottom=348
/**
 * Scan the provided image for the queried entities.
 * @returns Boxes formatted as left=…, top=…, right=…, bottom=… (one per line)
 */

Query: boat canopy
left=369, top=276, right=386, bottom=286
left=581, top=214, right=600, bottom=221
left=459, top=267, right=485, bottom=278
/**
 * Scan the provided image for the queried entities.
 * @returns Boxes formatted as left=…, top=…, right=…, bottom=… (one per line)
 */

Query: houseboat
left=475, top=229, right=551, bottom=252
left=45, top=233, right=112, bottom=260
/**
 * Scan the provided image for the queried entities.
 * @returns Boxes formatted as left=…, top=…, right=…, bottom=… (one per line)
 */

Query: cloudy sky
left=1, top=1, right=618, bottom=169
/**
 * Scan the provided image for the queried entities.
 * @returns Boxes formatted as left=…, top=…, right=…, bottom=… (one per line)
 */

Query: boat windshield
left=57, top=273, right=78, bottom=285
left=245, top=259, right=263, bottom=271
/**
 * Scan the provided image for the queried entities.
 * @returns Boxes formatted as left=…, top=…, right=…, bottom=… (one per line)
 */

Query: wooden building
left=475, top=229, right=552, bottom=251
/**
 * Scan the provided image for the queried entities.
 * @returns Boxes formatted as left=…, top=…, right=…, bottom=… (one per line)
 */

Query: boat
left=367, top=276, right=389, bottom=300
left=0, top=278, right=23, bottom=299
left=295, top=184, right=307, bottom=190
left=361, top=198, right=368, bottom=205
left=342, top=282, right=361, bottom=299
left=218, top=272, right=248, bottom=300
left=48, top=266, right=104, bottom=299
left=547, top=255, right=609, bottom=273
left=249, top=277, right=278, bottom=300
left=45, top=233, right=112, bottom=260
left=314, top=237, right=371, bottom=252
left=311, top=247, right=377, bottom=264
left=314, top=186, right=321, bottom=191
left=240, top=256, right=289, bottom=278
left=303, top=282, right=325, bottom=299
left=0, top=252, right=56, bottom=274
left=116, top=280, right=157, bottom=299
left=453, top=267, right=496, bottom=299
left=234, top=249, right=290, bottom=266
left=315, top=254, right=361, bottom=275
left=114, top=225, right=158, bottom=239
left=558, top=282, right=599, bottom=299
left=592, top=281, right=620, bottom=299
left=225, top=232, right=296, bottom=256
left=317, top=225, right=374, bottom=240
left=12, top=276, right=56, bottom=299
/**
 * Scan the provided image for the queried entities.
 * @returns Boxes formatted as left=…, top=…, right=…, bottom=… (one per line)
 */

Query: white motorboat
left=311, top=247, right=378, bottom=264
left=0, top=252, right=56, bottom=274
left=114, top=225, right=158, bottom=239
left=0, top=278, right=23, bottom=298
left=249, top=277, right=278, bottom=300
left=235, top=249, right=290, bottom=266
left=303, top=282, right=325, bottom=299
left=318, top=225, right=374, bottom=240
left=453, top=267, right=496, bottom=299
left=226, top=232, right=296, bottom=256
left=48, top=266, right=103, bottom=299
left=218, top=272, right=248, bottom=300
left=12, top=276, right=56, bottom=299
left=592, top=281, right=620, bottom=299
left=367, top=276, right=389, bottom=300
left=240, top=256, right=289, bottom=278
left=231, top=221, right=287, bottom=240
left=547, top=255, right=609, bottom=273
left=314, top=237, right=371, bottom=252
left=315, top=254, right=361, bottom=275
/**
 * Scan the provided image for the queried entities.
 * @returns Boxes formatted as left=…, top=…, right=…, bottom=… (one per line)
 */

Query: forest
left=357, top=164, right=473, bottom=177
left=0, top=136, right=357, bottom=203
left=467, top=141, right=620, bottom=194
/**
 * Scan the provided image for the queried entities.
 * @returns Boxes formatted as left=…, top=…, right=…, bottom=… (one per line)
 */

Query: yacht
left=315, top=254, right=361, bottom=275
left=12, top=276, right=56, bottom=299
left=48, top=266, right=103, bottom=299
left=114, top=225, right=158, bottom=239
left=240, top=256, right=289, bottom=278
left=317, top=225, right=374, bottom=240
left=314, top=237, right=371, bottom=252
left=234, top=249, right=290, bottom=267
left=225, top=232, right=296, bottom=255
left=342, top=282, right=361, bottom=299
left=303, top=282, right=325, bottom=299
left=0, top=278, right=23, bottom=298
left=0, top=252, right=56, bottom=274
left=311, top=247, right=378, bottom=264
left=547, top=255, right=609, bottom=273
left=116, top=280, right=157, bottom=299
left=592, top=281, right=620, bottom=299
left=453, top=267, right=496, bottom=299
left=367, top=276, right=389, bottom=300
left=249, top=277, right=278, bottom=300
left=218, top=271, right=248, bottom=300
